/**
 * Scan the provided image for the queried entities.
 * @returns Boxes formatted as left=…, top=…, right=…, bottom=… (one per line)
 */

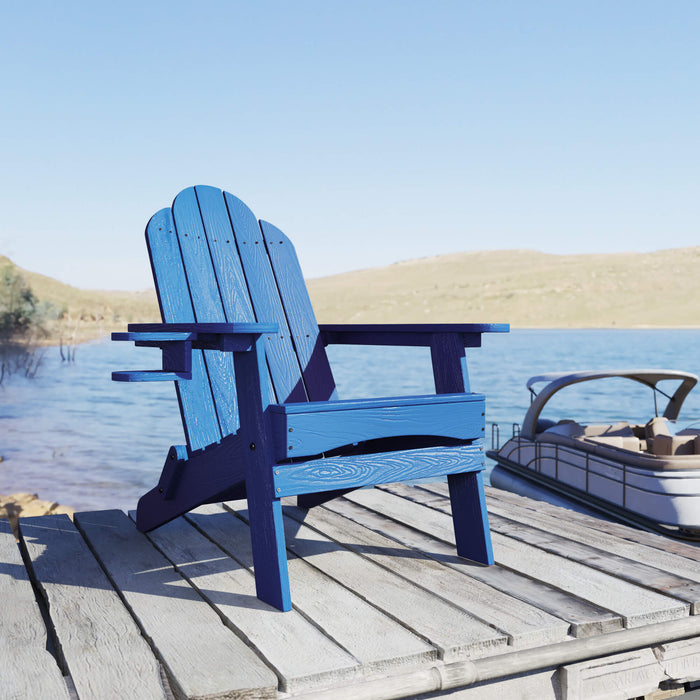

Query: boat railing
left=490, top=422, right=520, bottom=450
left=497, top=434, right=632, bottom=508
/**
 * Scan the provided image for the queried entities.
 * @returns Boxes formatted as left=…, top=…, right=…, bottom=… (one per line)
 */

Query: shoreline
left=0, top=492, right=74, bottom=539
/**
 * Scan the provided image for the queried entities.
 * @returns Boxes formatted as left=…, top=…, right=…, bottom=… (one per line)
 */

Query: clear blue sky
left=2, top=1, right=699, bottom=290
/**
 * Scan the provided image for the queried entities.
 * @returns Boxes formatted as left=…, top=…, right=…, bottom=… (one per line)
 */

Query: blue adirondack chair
left=113, top=186, right=508, bottom=611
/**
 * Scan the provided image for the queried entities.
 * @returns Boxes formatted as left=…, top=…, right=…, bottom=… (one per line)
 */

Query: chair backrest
left=146, top=186, right=337, bottom=452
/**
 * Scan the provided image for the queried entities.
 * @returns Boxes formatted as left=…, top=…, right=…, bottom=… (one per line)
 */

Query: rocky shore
left=0, top=492, right=74, bottom=539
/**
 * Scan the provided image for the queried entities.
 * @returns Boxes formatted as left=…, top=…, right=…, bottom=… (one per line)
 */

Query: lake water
left=3, top=328, right=700, bottom=511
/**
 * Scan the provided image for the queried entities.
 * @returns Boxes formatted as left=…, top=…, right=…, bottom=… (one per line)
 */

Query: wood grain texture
left=6, top=485, right=700, bottom=699
left=145, top=206, right=221, bottom=451
left=347, top=486, right=623, bottom=636
left=270, top=395, right=484, bottom=459
left=377, top=485, right=690, bottom=628
left=224, top=190, right=307, bottom=404
left=74, top=509, right=278, bottom=699
left=484, top=485, right=700, bottom=565
left=124, top=186, right=497, bottom=611
left=138, top=510, right=359, bottom=694
left=284, top=502, right=570, bottom=650
left=19, top=514, right=167, bottom=699
left=484, top=506, right=700, bottom=614
left=0, top=518, right=70, bottom=699
left=194, top=186, right=256, bottom=324
left=190, top=503, right=438, bottom=674
left=233, top=343, right=292, bottom=611
left=273, top=443, right=485, bottom=497
left=230, top=504, right=508, bottom=662
left=172, top=187, right=239, bottom=437
left=261, top=220, right=338, bottom=402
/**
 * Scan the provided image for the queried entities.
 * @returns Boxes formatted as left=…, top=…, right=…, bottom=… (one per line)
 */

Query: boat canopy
left=520, top=369, right=699, bottom=440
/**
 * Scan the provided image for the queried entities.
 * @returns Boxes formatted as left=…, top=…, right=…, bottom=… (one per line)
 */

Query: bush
left=0, top=264, right=49, bottom=342
left=0, top=264, right=50, bottom=383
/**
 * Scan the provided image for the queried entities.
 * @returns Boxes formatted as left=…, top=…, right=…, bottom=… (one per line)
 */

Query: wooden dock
left=3, top=483, right=700, bottom=700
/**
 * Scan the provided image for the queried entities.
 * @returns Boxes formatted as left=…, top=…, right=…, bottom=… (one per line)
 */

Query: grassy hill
left=0, top=256, right=159, bottom=345
left=3, top=246, right=700, bottom=346
left=307, top=247, right=700, bottom=328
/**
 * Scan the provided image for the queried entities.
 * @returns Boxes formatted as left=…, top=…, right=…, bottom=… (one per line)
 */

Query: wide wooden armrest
left=319, top=323, right=509, bottom=348
left=115, top=322, right=277, bottom=339
left=112, top=322, right=278, bottom=382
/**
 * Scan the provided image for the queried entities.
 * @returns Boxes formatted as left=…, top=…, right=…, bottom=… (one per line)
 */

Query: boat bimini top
left=520, top=369, right=699, bottom=441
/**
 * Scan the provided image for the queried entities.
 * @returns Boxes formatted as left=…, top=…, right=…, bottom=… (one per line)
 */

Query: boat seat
left=645, top=416, right=672, bottom=439
left=583, top=435, right=641, bottom=451
left=651, top=433, right=699, bottom=456
left=581, top=422, right=634, bottom=438
left=540, top=420, right=585, bottom=438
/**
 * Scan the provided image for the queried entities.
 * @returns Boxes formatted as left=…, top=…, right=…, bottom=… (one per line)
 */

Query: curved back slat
left=171, top=188, right=240, bottom=438
left=261, top=221, right=337, bottom=401
left=223, top=190, right=311, bottom=404
left=145, top=208, right=223, bottom=451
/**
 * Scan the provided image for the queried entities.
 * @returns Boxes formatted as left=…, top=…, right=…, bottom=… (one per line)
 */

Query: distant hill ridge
left=306, top=247, right=700, bottom=328
left=3, top=247, right=700, bottom=343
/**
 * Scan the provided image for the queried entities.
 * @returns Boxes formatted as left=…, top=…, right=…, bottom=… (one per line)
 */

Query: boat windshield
left=520, top=370, right=698, bottom=440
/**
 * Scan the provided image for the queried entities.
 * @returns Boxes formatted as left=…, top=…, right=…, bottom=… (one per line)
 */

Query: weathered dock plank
left=372, top=486, right=690, bottom=626
left=136, top=508, right=361, bottom=694
left=19, top=514, right=167, bottom=699
left=344, top=487, right=622, bottom=637
left=486, top=510, right=700, bottom=614
left=0, top=518, right=69, bottom=700
left=482, top=486, right=700, bottom=581
left=74, top=510, right=278, bottom=700
left=185, top=504, right=437, bottom=676
left=229, top=504, right=509, bottom=662
left=325, top=493, right=622, bottom=638
left=283, top=501, right=570, bottom=650
left=484, top=484, right=700, bottom=561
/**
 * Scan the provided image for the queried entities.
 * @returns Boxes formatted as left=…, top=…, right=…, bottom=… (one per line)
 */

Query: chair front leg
left=233, top=343, right=292, bottom=612
left=447, top=471, right=494, bottom=565
left=430, top=332, right=494, bottom=565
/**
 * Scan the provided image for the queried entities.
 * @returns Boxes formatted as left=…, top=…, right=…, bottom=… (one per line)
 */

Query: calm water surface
left=2, top=329, right=700, bottom=511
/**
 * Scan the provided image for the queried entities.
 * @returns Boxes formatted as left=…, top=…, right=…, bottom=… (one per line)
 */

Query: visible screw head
left=249, top=442, right=256, bottom=450
left=276, top=488, right=281, bottom=493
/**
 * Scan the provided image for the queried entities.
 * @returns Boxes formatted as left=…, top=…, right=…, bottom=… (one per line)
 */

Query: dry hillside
left=1, top=256, right=159, bottom=344
left=307, top=247, right=700, bottom=328
left=3, top=247, right=700, bottom=345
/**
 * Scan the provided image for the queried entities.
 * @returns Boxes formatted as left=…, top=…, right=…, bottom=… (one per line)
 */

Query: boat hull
left=488, top=438, right=700, bottom=539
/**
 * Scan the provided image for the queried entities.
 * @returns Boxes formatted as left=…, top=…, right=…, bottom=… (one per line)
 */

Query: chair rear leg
left=246, top=490, right=293, bottom=611
left=447, top=470, right=494, bottom=565
left=136, top=444, right=246, bottom=533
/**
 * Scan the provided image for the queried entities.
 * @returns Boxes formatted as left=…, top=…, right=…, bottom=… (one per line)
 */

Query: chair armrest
left=112, top=322, right=278, bottom=382
left=320, top=323, right=509, bottom=395
left=319, top=323, right=509, bottom=348
left=115, top=322, right=277, bottom=348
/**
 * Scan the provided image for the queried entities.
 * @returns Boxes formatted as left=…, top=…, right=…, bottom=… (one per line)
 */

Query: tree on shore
left=0, top=263, right=52, bottom=383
